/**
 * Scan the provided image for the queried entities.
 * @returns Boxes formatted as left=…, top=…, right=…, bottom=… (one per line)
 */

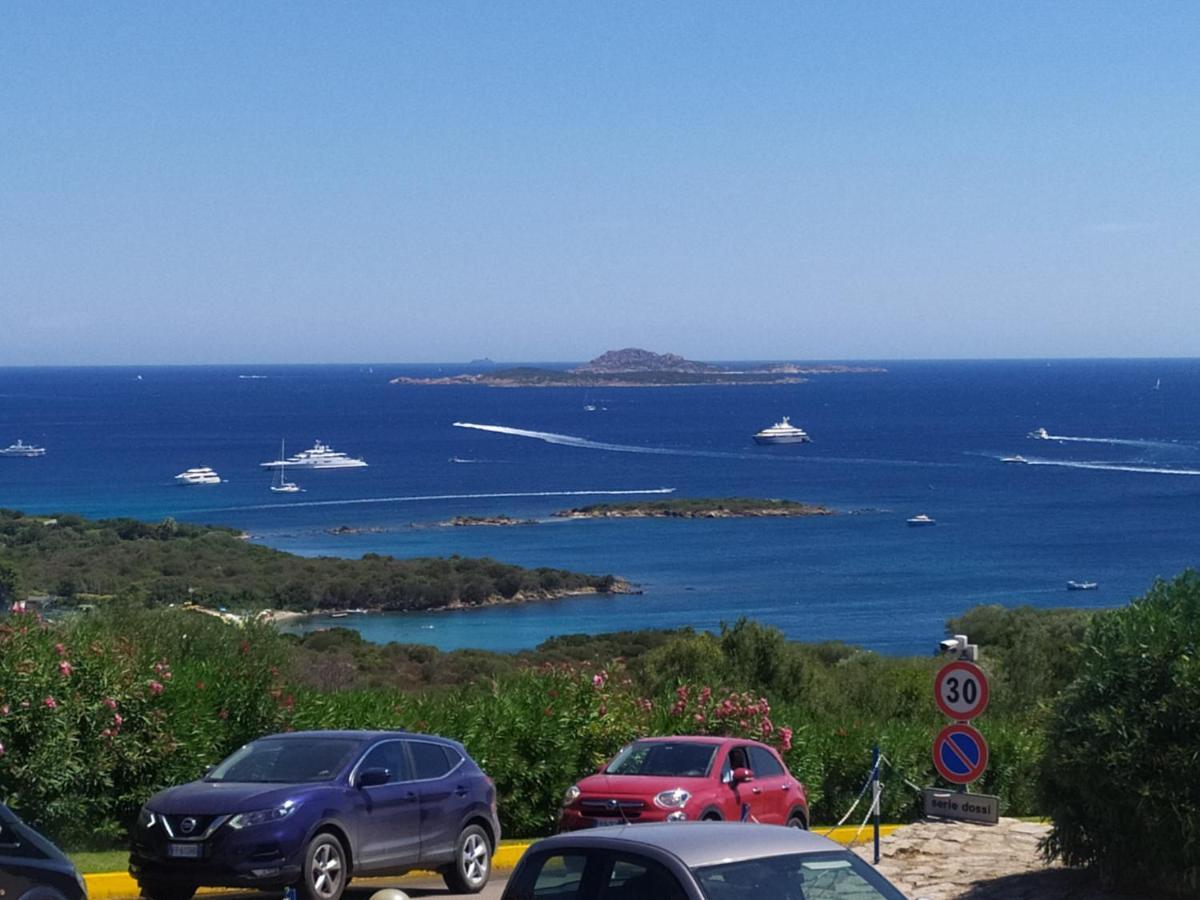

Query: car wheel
left=138, top=881, right=196, bottom=900
left=700, top=810, right=722, bottom=821
left=442, top=824, right=491, bottom=894
left=787, top=814, right=808, bottom=829
left=297, top=833, right=347, bottom=900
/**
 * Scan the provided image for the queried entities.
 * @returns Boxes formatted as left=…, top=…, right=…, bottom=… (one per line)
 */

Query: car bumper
left=558, top=806, right=690, bottom=831
left=130, top=834, right=304, bottom=889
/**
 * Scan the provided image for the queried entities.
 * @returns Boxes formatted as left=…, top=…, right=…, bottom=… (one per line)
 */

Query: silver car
left=501, top=821, right=908, bottom=900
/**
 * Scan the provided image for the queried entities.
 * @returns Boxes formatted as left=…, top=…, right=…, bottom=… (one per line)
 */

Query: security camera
left=938, top=638, right=960, bottom=654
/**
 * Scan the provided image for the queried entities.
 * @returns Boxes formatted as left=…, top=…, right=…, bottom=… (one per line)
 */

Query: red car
left=559, top=736, right=808, bottom=831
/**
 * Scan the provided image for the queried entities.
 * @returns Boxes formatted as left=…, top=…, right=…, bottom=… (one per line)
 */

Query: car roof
left=628, top=735, right=766, bottom=748
left=256, top=730, right=460, bottom=747
left=528, top=822, right=843, bottom=868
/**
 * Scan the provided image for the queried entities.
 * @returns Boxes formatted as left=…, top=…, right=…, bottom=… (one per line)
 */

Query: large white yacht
left=753, top=417, right=811, bottom=444
left=175, top=467, right=222, bottom=485
left=259, top=440, right=368, bottom=469
left=0, top=440, right=46, bottom=457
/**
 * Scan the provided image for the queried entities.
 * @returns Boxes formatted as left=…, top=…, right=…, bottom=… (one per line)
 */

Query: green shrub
left=1040, top=572, right=1200, bottom=894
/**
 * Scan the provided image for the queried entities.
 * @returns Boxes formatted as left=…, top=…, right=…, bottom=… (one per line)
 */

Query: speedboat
left=906, top=514, right=936, bottom=527
left=753, top=416, right=811, bottom=444
left=260, top=440, right=367, bottom=469
left=174, top=467, right=222, bottom=485
left=1067, top=580, right=1099, bottom=591
left=1028, top=428, right=1050, bottom=440
left=1001, top=455, right=1029, bottom=464
left=0, top=440, right=46, bottom=457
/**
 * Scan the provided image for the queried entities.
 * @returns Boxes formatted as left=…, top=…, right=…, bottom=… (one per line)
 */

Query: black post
left=872, top=744, right=881, bottom=864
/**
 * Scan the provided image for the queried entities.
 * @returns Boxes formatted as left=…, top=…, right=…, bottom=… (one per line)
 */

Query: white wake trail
left=1024, top=459, right=1200, bottom=477
left=453, top=422, right=689, bottom=456
left=187, top=487, right=677, bottom=514
left=1033, top=432, right=1192, bottom=451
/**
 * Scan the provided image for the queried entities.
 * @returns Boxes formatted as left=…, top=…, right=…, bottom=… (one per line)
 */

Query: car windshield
left=693, top=851, right=907, bottom=900
left=206, top=738, right=361, bottom=783
left=605, top=741, right=718, bottom=777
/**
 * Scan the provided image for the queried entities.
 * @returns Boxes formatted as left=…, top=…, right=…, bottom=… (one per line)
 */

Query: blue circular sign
left=932, top=723, right=989, bottom=784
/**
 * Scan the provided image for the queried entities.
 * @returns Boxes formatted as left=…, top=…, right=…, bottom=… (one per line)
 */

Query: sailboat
left=269, top=441, right=303, bottom=493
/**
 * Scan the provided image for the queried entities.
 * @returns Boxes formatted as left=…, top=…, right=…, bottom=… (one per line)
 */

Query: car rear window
left=694, top=851, right=906, bottom=900
left=409, top=740, right=458, bottom=779
left=605, top=740, right=718, bottom=777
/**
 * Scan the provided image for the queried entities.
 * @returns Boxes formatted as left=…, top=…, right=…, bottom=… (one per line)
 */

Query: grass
left=70, top=850, right=128, bottom=874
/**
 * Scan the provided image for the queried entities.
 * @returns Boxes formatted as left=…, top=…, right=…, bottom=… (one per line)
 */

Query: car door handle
left=780, top=785, right=790, bottom=791
left=454, top=786, right=469, bottom=797
left=751, top=787, right=762, bottom=794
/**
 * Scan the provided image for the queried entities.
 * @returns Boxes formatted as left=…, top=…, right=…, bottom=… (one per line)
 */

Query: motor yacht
left=906, top=514, right=936, bottom=527
left=260, top=440, right=367, bottom=469
left=0, top=440, right=46, bottom=457
left=753, top=417, right=811, bottom=444
left=174, top=467, right=222, bottom=485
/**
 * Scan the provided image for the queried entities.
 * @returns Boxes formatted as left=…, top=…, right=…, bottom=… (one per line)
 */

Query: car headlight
left=137, top=806, right=157, bottom=829
left=654, top=788, right=691, bottom=810
left=228, top=800, right=297, bottom=830
left=562, top=785, right=581, bottom=807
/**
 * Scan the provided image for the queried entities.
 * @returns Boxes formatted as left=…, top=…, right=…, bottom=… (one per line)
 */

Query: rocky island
left=391, top=348, right=884, bottom=387
left=554, top=498, right=834, bottom=519
left=441, top=515, right=538, bottom=527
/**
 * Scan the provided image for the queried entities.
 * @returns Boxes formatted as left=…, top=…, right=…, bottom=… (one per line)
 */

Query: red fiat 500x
left=559, top=736, right=808, bottom=831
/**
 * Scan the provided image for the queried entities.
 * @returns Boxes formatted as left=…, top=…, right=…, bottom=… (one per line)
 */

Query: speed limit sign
left=934, top=660, right=989, bottom=720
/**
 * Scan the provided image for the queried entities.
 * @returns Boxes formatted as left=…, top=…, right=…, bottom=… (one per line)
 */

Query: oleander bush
left=1040, top=572, right=1200, bottom=894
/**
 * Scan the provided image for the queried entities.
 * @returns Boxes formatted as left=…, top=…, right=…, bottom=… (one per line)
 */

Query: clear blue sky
left=3, top=2, right=1197, bottom=364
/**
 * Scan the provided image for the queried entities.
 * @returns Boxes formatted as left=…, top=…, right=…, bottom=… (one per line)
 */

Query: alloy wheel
left=310, top=840, right=344, bottom=898
left=461, top=831, right=489, bottom=887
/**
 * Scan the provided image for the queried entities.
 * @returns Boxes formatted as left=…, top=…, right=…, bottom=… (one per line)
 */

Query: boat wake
left=453, top=422, right=703, bottom=457
left=1031, top=431, right=1192, bottom=451
left=186, top=486, right=677, bottom=513
left=1022, top=459, right=1200, bottom=477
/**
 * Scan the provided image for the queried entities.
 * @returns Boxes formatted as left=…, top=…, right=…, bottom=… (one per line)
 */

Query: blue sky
left=2, top=2, right=1197, bottom=364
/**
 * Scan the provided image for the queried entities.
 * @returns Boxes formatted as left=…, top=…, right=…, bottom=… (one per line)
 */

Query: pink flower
left=779, top=727, right=794, bottom=752
left=148, top=680, right=164, bottom=696
left=638, top=698, right=653, bottom=713
left=113, top=713, right=123, bottom=727
left=0, top=704, right=9, bottom=716
left=597, top=704, right=607, bottom=717
left=0, top=740, right=5, bottom=756
left=54, top=642, right=66, bottom=657
left=58, top=660, right=74, bottom=677
left=592, top=672, right=607, bottom=690
left=694, top=712, right=706, bottom=723
left=103, top=697, right=117, bottom=710
left=43, top=696, right=57, bottom=709
left=670, top=700, right=686, bottom=716
left=699, top=686, right=712, bottom=704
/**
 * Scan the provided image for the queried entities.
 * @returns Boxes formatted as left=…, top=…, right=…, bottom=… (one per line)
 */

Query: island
left=552, top=498, right=834, bottom=519
left=391, top=348, right=884, bottom=387
left=441, top=515, right=538, bottom=527
left=0, top=509, right=632, bottom=614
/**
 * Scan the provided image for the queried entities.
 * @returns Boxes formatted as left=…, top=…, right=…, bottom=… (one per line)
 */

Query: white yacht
left=906, top=514, right=936, bottom=527
left=1028, top=427, right=1050, bottom=440
left=1001, top=455, right=1029, bottom=464
left=175, top=467, right=222, bottom=485
left=0, top=440, right=46, bottom=457
left=269, top=440, right=303, bottom=493
left=753, top=417, right=811, bottom=445
left=259, top=440, right=368, bottom=469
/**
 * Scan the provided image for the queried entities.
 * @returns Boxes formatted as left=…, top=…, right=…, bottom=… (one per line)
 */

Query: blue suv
left=129, top=731, right=500, bottom=900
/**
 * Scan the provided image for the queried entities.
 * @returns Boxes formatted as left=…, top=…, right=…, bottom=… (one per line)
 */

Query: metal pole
left=871, top=744, right=881, bottom=864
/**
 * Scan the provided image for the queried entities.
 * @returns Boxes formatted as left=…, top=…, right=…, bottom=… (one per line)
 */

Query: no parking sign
left=932, top=722, right=989, bottom=784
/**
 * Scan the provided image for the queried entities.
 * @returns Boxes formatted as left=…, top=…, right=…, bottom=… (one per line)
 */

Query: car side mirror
left=357, top=767, right=391, bottom=788
left=731, top=767, right=754, bottom=784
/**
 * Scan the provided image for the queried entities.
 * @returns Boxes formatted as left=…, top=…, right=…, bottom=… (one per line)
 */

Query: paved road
left=201, top=875, right=512, bottom=900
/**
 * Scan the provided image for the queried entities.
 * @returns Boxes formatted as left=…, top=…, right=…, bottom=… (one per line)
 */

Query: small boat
left=329, top=612, right=349, bottom=619
left=906, top=514, right=936, bottom=527
left=0, top=439, right=46, bottom=458
left=583, top=404, right=597, bottom=411
left=269, top=440, right=303, bottom=493
left=753, top=416, right=811, bottom=444
left=1028, top=428, right=1050, bottom=440
left=1001, top=455, right=1029, bottom=464
left=1067, top=580, right=1099, bottom=591
left=175, top=467, right=222, bottom=485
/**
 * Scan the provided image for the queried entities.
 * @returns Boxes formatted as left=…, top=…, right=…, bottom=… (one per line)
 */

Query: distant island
left=391, top=348, right=885, bottom=387
left=556, top=498, right=835, bottom=519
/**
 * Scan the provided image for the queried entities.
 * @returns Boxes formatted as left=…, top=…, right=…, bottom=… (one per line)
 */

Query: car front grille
left=161, top=814, right=224, bottom=839
left=579, top=798, right=646, bottom=819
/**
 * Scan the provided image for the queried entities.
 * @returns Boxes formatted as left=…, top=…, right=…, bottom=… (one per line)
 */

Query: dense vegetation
left=1040, top=572, right=1200, bottom=894
left=0, top=509, right=619, bottom=611
left=553, top=498, right=833, bottom=517
left=1, top=592, right=1092, bottom=847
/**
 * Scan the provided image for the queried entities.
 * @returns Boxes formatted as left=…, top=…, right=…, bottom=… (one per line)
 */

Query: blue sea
left=2, top=360, right=1197, bottom=655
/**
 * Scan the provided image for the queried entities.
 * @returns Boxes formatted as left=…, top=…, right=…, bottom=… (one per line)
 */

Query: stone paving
left=850, top=817, right=1163, bottom=899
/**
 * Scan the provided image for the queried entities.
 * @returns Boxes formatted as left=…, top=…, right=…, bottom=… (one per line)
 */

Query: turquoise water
left=1, top=359, right=1197, bottom=653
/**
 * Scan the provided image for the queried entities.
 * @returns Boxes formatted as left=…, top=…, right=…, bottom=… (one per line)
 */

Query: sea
left=2, top=359, right=1197, bottom=655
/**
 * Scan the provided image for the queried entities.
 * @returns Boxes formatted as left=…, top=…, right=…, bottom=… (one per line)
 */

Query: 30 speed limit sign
left=934, top=660, right=989, bottom=720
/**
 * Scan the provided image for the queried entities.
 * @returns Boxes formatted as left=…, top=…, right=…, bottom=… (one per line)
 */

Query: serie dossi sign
left=927, top=643, right=998, bottom=824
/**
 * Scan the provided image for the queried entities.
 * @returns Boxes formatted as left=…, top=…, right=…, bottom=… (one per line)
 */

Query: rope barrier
left=817, top=755, right=881, bottom=836
left=880, top=753, right=926, bottom=796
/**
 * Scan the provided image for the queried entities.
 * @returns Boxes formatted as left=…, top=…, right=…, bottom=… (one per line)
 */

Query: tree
left=0, top=559, right=20, bottom=605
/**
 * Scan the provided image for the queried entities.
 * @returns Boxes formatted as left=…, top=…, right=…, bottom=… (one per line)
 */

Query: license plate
left=168, top=843, right=202, bottom=859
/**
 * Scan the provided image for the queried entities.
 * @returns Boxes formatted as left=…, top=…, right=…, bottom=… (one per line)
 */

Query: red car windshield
left=605, top=741, right=719, bottom=777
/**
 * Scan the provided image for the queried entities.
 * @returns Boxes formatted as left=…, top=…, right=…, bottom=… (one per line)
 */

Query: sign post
left=927, top=636, right=998, bottom=824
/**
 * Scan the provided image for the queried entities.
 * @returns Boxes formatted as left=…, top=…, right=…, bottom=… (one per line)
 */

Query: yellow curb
left=85, top=844, right=532, bottom=900
left=84, top=829, right=895, bottom=899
